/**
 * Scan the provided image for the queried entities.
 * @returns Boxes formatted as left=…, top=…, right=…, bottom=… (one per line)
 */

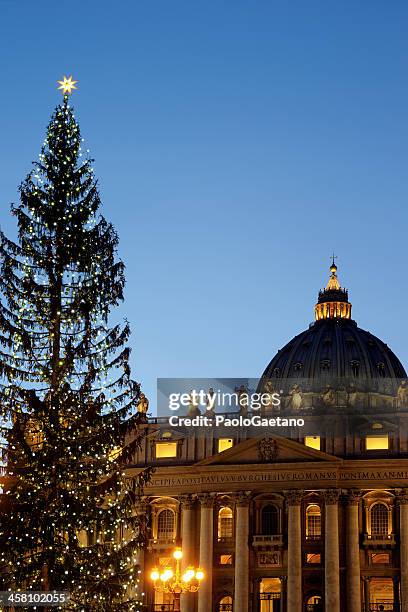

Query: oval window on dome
left=321, top=359, right=331, bottom=371
left=350, top=360, right=360, bottom=377
left=377, top=362, right=386, bottom=377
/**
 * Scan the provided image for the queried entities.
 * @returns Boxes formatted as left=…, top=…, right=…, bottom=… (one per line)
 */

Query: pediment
left=196, top=435, right=341, bottom=466
left=353, top=417, right=398, bottom=434
left=145, top=428, right=185, bottom=442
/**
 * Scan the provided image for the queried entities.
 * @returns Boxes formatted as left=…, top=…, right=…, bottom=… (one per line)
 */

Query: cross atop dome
left=326, top=255, right=341, bottom=291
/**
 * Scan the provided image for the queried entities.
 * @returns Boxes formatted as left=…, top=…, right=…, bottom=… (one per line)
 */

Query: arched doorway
left=305, top=594, right=323, bottom=611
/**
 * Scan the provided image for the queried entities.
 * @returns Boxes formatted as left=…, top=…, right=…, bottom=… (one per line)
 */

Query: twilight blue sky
left=0, top=1, right=407, bottom=406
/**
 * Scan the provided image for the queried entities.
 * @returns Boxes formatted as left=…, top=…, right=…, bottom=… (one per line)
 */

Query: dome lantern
left=314, top=257, right=352, bottom=321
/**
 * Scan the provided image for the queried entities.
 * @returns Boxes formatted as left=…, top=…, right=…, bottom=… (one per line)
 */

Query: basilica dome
left=261, top=261, right=406, bottom=383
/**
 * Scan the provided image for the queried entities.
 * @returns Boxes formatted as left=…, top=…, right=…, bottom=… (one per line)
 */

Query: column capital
left=198, top=493, right=216, bottom=508
left=396, top=489, right=408, bottom=506
left=344, top=489, right=361, bottom=505
left=323, top=488, right=341, bottom=505
left=234, top=491, right=251, bottom=507
left=284, top=489, right=304, bottom=506
left=179, top=494, right=196, bottom=509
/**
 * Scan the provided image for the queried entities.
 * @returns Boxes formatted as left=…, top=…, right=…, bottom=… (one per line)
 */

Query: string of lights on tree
left=0, top=76, right=149, bottom=611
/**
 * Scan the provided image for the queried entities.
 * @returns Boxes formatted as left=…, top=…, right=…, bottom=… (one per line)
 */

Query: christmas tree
left=0, top=78, right=149, bottom=611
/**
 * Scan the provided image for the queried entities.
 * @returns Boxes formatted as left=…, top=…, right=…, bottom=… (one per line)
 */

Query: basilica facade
left=129, top=263, right=408, bottom=612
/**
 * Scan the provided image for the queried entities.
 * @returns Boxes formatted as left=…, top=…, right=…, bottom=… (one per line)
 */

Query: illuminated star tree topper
left=57, top=74, right=78, bottom=95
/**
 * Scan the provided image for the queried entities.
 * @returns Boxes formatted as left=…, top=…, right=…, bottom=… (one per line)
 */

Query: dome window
left=321, top=359, right=331, bottom=371
left=293, top=362, right=303, bottom=372
left=350, top=360, right=360, bottom=377
left=377, top=362, right=386, bottom=377
left=272, top=368, right=281, bottom=378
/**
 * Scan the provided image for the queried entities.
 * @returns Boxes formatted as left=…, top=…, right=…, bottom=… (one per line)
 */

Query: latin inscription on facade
left=147, top=469, right=408, bottom=489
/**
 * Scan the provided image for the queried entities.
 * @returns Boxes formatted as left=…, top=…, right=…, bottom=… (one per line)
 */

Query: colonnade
left=164, top=489, right=408, bottom=612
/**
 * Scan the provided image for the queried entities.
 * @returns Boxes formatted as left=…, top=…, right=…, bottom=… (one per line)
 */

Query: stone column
left=323, top=489, right=340, bottom=612
left=180, top=495, right=196, bottom=612
left=234, top=492, right=251, bottom=612
left=253, top=578, right=261, bottom=612
left=363, top=577, right=370, bottom=612
left=198, top=494, right=215, bottom=612
left=398, top=490, right=408, bottom=612
left=280, top=575, right=287, bottom=612
left=393, top=576, right=401, bottom=612
left=345, top=490, right=361, bottom=612
left=285, top=490, right=303, bottom=612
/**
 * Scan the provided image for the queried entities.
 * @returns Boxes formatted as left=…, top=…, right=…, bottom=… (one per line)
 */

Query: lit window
left=306, top=504, right=321, bottom=538
left=218, top=438, right=234, bottom=453
left=155, top=442, right=178, bottom=458
left=157, top=509, right=175, bottom=539
left=159, top=555, right=172, bottom=566
left=306, top=553, right=321, bottom=564
left=218, top=596, right=233, bottom=612
left=371, top=503, right=389, bottom=536
left=371, top=552, right=390, bottom=564
left=219, top=555, right=232, bottom=565
left=304, top=436, right=321, bottom=450
left=307, top=596, right=323, bottom=606
left=218, top=507, right=233, bottom=541
left=365, top=436, right=389, bottom=451
left=108, top=446, right=122, bottom=461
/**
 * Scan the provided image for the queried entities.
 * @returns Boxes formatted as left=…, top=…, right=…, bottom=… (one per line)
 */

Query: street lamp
left=150, top=547, right=204, bottom=611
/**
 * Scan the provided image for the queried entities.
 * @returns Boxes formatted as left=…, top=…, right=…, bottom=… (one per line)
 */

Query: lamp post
left=150, top=547, right=204, bottom=611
